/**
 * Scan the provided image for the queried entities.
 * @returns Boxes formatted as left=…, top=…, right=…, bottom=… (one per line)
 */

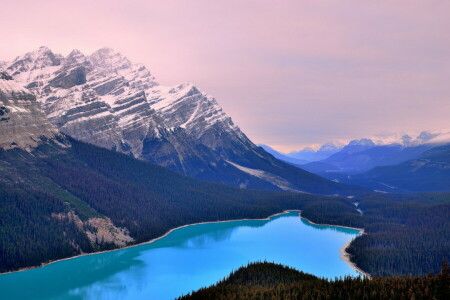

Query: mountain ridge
left=351, top=144, right=450, bottom=192
left=3, top=47, right=366, bottom=195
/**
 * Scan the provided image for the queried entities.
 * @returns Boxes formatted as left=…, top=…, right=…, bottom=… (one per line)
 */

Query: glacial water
left=0, top=211, right=361, bottom=300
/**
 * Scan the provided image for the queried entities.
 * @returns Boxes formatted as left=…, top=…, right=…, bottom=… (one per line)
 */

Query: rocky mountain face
left=0, top=70, right=60, bottom=150
left=4, top=46, right=363, bottom=194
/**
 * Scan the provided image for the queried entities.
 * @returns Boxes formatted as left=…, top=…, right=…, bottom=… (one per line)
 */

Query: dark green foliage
left=1, top=137, right=449, bottom=279
left=0, top=183, right=92, bottom=272
left=301, top=191, right=450, bottom=276
left=346, top=197, right=450, bottom=276
left=179, top=261, right=450, bottom=300
left=301, top=201, right=365, bottom=228
left=0, top=138, right=351, bottom=273
left=46, top=138, right=345, bottom=244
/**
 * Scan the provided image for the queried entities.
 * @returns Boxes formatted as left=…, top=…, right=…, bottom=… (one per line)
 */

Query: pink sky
left=1, top=0, right=449, bottom=152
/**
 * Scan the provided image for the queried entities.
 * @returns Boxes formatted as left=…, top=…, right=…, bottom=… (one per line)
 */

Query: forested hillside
left=302, top=191, right=450, bottom=277
left=0, top=137, right=354, bottom=273
left=353, top=144, right=450, bottom=192
left=1, top=136, right=449, bottom=278
left=179, top=262, right=450, bottom=300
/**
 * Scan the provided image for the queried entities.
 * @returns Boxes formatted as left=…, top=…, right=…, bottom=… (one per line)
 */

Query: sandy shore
left=1, top=209, right=370, bottom=278
left=339, top=240, right=371, bottom=279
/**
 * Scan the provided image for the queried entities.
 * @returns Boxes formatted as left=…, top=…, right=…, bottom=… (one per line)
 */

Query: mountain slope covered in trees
left=352, top=144, right=450, bottom=192
left=179, top=261, right=450, bottom=300
left=0, top=137, right=357, bottom=273
left=1, top=138, right=449, bottom=276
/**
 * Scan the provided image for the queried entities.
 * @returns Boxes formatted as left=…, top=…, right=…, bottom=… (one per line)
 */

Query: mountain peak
left=319, top=142, right=342, bottom=152
left=348, top=138, right=375, bottom=147
left=28, top=46, right=58, bottom=59
left=7, top=46, right=62, bottom=75
left=89, top=47, right=132, bottom=71
left=68, top=49, right=84, bottom=56
left=38, top=45, right=51, bottom=51
left=90, top=47, right=121, bottom=60
left=65, top=49, right=86, bottom=65
left=95, top=47, right=115, bottom=54
left=417, top=131, right=436, bottom=142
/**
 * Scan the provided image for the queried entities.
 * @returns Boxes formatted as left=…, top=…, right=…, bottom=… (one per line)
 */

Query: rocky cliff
left=0, top=70, right=59, bottom=150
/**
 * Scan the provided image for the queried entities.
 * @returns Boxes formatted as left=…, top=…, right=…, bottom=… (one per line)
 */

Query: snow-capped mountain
left=3, top=46, right=363, bottom=194
left=301, top=137, right=449, bottom=179
left=332, top=138, right=376, bottom=155
left=0, top=70, right=61, bottom=150
left=287, top=142, right=344, bottom=162
left=286, top=131, right=450, bottom=165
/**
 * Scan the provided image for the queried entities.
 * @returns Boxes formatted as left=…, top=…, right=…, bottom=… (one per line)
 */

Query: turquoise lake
left=0, top=211, right=361, bottom=300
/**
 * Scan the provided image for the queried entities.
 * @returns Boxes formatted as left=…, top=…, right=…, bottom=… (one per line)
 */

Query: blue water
left=0, top=211, right=361, bottom=300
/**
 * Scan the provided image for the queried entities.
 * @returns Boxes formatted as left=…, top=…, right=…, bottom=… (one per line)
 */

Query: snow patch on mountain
left=226, top=161, right=298, bottom=192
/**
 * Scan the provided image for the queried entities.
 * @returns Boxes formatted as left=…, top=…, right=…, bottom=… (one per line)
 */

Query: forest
left=302, top=192, right=450, bottom=276
left=179, top=261, right=450, bottom=300
left=0, top=138, right=350, bottom=272
left=0, top=137, right=449, bottom=278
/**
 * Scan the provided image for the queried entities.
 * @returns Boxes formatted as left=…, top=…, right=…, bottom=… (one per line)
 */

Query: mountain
left=300, top=139, right=377, bottom=176
left=327, top=138, right=376, bottom=157
left=352, top=144, right=450, bottom=192
left=258, top=144, right=308, bottom=165
left=287, top=142, right=343, bottom=162
left=3, top=47, right=366, bottom=195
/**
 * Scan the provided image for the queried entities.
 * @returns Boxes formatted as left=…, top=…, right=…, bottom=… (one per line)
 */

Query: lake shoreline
left=339, top=240, right=371, bottom=279
left=0, top=209, right=370, bottom=278
left=298, top=217, right=370, bottom=278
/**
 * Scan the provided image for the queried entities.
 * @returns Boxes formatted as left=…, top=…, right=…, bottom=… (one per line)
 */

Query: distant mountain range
left=351, top=144, right=450, bottom=192
left=287, top=142, right=343, bottom=162
left=304, top=138, right=437, bottom=174
left=262, top=135, right=450, bottom=192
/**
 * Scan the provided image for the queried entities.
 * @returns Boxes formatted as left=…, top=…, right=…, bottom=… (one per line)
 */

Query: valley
left=1, top=46, right=449, bottom=299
